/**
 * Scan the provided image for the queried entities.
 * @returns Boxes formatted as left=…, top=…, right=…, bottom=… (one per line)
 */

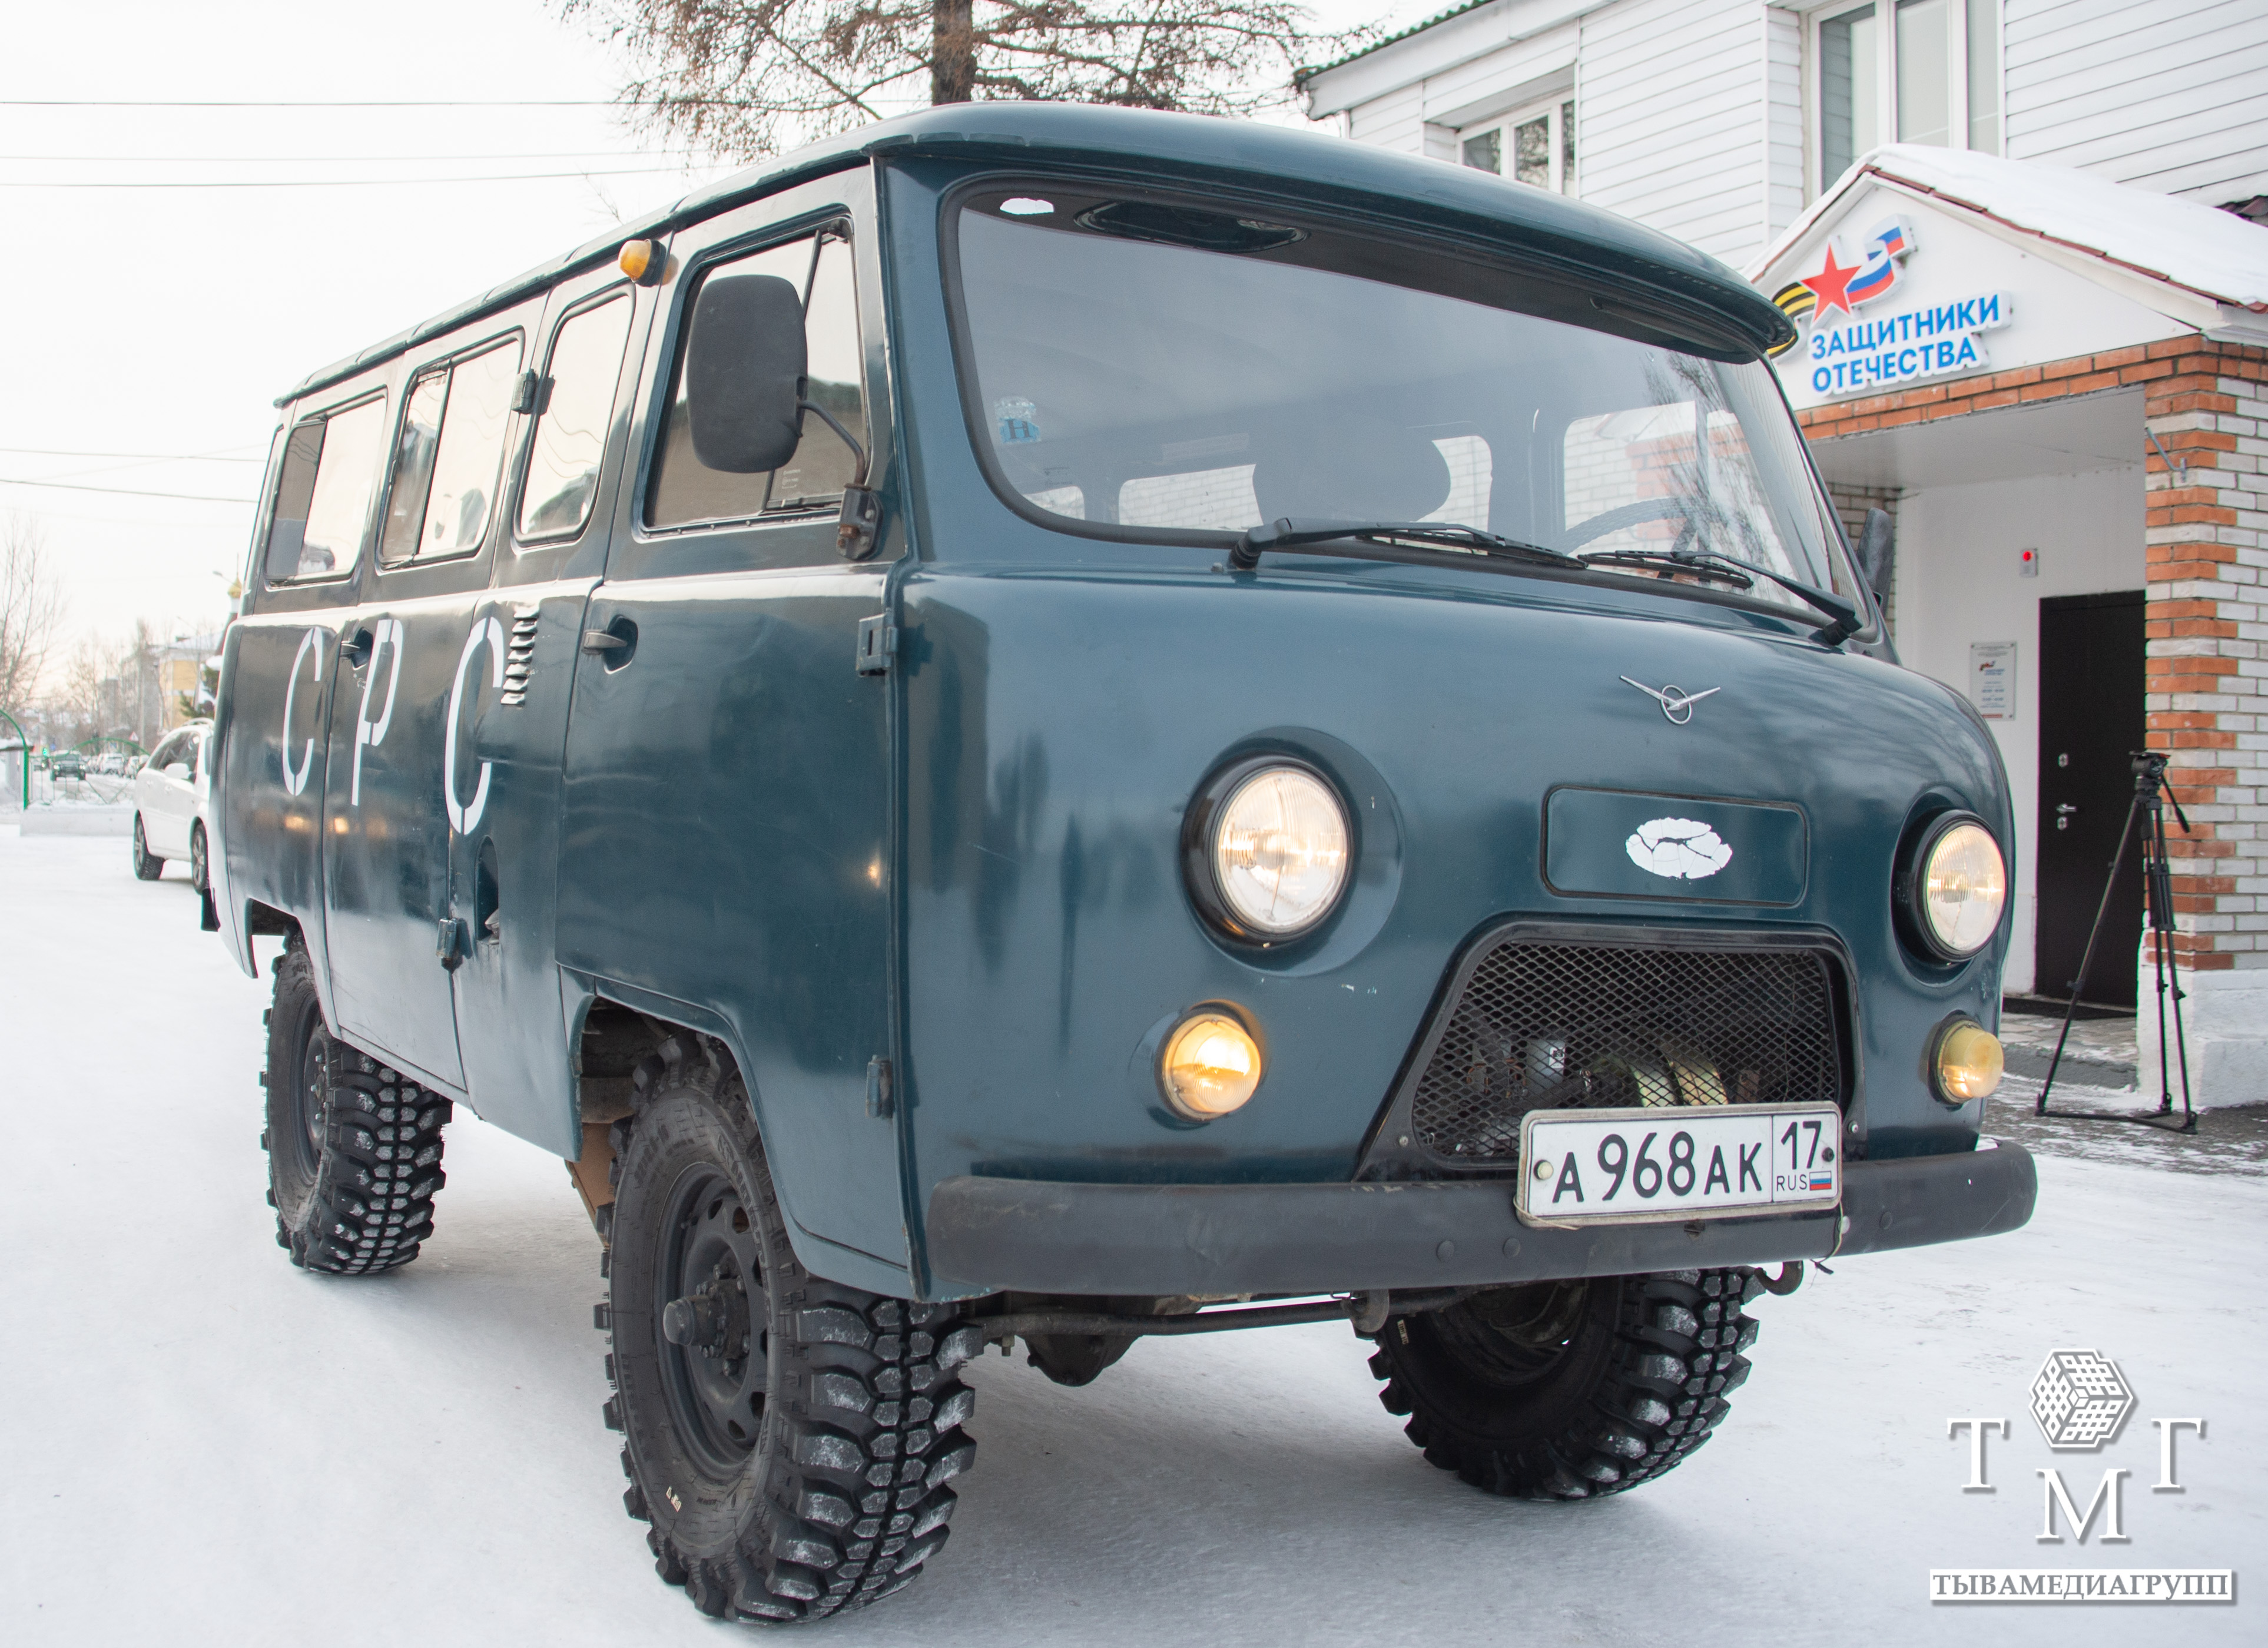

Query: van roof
left=278, top=102, right=1792, bottom=407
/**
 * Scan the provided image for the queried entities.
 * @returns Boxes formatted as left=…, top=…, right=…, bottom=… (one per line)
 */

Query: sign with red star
left=1800, top=243, right=1863, bottom=317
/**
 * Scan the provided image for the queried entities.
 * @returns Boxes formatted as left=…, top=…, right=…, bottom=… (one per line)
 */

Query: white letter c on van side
left=280, top=626, right=325, bottom=797
left=445, top=615, right=506, bottom=835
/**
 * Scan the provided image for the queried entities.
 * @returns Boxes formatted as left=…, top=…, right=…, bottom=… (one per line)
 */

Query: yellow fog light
left=1159, top=1011, right=1263, bottom=1121
left=1934, top=1020, right=2003, bottom=1103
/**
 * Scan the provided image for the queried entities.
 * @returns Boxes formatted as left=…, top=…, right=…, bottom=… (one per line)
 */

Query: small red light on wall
left=2019, top=548, right=2038, bottom=579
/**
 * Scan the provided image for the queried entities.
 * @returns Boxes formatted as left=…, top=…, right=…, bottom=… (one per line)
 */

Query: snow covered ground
left=2, top=829, right=2259, bottom=1646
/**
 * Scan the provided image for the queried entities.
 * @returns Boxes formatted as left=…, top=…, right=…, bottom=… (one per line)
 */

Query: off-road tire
left=189, top=821, right=209, bottom=894
left=1368, top=1268, right=1759, bottom=1499
left=131, top=815, right=163, bottom=880
left=261, top=939, right=449, bottom=1274
left=601, top=1037, right=979, bottom=1624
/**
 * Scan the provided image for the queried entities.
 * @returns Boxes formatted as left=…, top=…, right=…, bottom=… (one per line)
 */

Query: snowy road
left=2, top=830, right=2259, bottom=1646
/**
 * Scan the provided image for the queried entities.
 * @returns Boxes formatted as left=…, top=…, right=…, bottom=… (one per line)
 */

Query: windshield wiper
left=1576, top=546, right=1864, bottom=647
left=1231, top=517, right=1577, bottom=571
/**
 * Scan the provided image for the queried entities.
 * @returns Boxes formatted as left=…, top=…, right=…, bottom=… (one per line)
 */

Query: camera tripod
left=2035, top=750, right=2196, bottom=1132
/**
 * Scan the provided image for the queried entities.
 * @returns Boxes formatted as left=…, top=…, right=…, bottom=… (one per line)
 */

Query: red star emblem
left=1799, top=243, right=1862, bottom=317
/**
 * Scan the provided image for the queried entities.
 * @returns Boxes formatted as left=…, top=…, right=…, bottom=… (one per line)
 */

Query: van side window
left=381, top=337, right=521, bottom=565
left=518, top=293, right=633, bottom=542
left=265, top=394, right=388, bottom=583
left=646, top=232, right=866, bottom=531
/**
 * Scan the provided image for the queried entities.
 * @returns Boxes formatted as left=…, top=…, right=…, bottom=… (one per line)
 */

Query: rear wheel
left=602, top=1037, right=981, bottom=1623
left=131, top=815, right=163, bottom=880
left=189, top=821, right=209, bottom=893
left=1367, top=1268, right=1759, bottom=1499
left=261, top=939, right=449, bottom=1274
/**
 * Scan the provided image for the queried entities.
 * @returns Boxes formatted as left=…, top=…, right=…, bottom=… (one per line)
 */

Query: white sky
left=1, top=0, right=1417, bottom=687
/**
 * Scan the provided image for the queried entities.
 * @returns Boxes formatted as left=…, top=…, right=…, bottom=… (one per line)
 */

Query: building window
left=1459, top=98, right=1576, bottom=194
left=1813, top=0, right=1998, bottom=191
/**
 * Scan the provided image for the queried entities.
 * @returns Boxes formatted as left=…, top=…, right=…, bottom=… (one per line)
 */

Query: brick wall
left=2140, top=339, right=2268, bottom=975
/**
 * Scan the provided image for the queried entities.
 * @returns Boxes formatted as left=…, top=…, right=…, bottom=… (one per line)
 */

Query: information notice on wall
left=1970, top=641, right=2017, bottom=719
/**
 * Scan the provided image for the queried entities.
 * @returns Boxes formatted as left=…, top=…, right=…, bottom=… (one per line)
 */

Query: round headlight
left=1198, top=762, right=1351, bottom=940
left=1911, top=816, right=2006, bottom=960
left=1158, top=1010, right=1264, bottom=1120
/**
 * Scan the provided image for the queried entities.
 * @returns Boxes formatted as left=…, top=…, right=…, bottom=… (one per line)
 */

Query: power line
left=1, top=478, right=253, bottom=503
left=0, top=446, right=261, bottom=462
left=0, top=98, right=738, bottom=108
left=0, top=165, right=695, bottom=189
left=0, top=150, right=701, bottom=164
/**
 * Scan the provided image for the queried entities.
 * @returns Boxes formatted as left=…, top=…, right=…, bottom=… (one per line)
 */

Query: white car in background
left=131, top=721, right=212, bottom=890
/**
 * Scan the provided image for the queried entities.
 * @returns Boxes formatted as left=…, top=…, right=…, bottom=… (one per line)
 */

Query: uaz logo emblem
left=1620, top=676, right=1721, bottom=725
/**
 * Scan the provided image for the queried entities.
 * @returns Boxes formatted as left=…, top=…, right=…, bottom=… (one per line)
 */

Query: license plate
left=1515, top=1104, right=1842, bottom=1227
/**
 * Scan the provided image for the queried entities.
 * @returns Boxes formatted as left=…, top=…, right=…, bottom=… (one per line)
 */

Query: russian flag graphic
left=1845, top=253, right=1899, bottom=306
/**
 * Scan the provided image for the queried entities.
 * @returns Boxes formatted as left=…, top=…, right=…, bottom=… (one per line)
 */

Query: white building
left=1305, top=2, right=2268, bottom=1100
left=1299, top=0, right=2267, bottom=270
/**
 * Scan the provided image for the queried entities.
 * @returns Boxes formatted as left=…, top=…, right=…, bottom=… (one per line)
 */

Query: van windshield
left=951, top=188, right=1858, bottom=617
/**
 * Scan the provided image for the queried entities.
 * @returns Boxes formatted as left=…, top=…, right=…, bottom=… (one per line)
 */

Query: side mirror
left=164, top=762, right=191, bottom=782
left=1858, top=506, right=1895, bottom=606
left=685, top=273, right=807, bottom=474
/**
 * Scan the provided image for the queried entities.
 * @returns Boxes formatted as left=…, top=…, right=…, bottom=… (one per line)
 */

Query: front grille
left=1401, top=936, right=1842, bottom=1162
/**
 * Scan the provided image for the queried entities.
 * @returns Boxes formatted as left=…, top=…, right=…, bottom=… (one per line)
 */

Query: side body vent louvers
left=499, top=605, right=540, bottom=706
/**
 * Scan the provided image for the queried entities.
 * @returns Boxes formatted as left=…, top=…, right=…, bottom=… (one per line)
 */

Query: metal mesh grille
left=1407, top=939, right=1842, bottom=1161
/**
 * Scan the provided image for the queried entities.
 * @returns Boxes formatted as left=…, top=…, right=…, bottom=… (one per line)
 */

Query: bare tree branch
left=0, top=515, right=66, bottom=710
left=563, top=0, right=1372, bottom=161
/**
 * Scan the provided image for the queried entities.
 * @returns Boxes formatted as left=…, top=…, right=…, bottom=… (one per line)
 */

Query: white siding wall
left=2006, top=0, right=2268, bottom=204
left=1764, top=4, right=1806, bottom=236
left=1581, top=0, right=1772, bottom=263
left=1348, top=82, right=1427, bottom=156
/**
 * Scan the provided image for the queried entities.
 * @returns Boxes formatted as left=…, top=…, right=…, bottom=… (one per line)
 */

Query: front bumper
left=926, top=1139, right=2036, bottom=1295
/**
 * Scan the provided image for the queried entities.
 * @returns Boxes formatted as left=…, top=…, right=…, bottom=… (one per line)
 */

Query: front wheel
left=602, top=1039, right=981, bottom=1623
left=1367, top=1268, right=1759, bottom=1499
left=131, top=815, right=163, bottom=880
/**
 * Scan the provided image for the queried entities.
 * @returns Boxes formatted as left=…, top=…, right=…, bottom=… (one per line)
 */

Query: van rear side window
left=264, top=394, right=388, bottom=583
left=519, top=293, right=633, bottom=542
left=381, top=336, right=521, bottom=565
left=646, top=233, right=866, bottom=531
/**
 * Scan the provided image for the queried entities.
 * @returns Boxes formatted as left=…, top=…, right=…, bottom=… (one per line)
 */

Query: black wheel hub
left=292, top=1021, right=331, bottom=1181
left=656, top=1168, right=770, bottom=1473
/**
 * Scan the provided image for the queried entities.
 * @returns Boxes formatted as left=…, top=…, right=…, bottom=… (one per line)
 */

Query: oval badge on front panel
left=1544, top=788, right=1808, bottom=906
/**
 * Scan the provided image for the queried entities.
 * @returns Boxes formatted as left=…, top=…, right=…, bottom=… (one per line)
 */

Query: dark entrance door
left=2036, top=591, right=2146, bottom=1008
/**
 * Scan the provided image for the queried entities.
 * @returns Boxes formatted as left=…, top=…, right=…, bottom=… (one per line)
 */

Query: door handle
left=2055, top=804, right=2078, bottom=814
left=341, top=627, right=373, bottom=669
left=582, top=618, right=637, bottom=670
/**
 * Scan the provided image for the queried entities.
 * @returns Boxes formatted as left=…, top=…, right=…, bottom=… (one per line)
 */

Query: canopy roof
left=1750, top=145, right=2268, bottom=316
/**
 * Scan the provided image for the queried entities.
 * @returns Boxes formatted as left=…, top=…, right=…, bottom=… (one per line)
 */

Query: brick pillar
left=2141, top=337, right=2268, bottom=1103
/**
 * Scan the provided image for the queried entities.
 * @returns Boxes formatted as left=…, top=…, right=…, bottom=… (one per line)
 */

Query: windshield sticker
left=1626, top=817, right=1735, bottom=881
left=994, top=396, right=1040, bottom=443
